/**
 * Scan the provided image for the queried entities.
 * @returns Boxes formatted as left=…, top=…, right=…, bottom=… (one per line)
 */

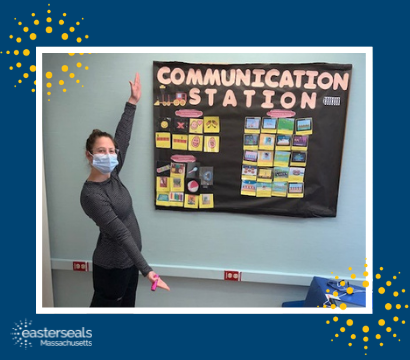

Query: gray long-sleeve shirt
left=80, top=102, right=152, bottom=276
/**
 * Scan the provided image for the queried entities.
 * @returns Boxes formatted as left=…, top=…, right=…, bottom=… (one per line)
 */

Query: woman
left=80, top=73, right=162, bottom=307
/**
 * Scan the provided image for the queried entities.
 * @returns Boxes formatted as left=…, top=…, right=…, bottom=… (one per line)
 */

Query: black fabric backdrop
left=153, top=61, right=352, bottom=217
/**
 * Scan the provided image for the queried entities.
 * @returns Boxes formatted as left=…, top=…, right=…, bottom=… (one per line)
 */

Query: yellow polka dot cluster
left=327, top=266, right=408, bottom=356
left=1, top=4, right=89, bottom=90
left=44, top=55, right=90, bottom=101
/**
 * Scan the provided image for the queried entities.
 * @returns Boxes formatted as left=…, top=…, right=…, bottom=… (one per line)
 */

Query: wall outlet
left=224, top=270, right=242, bottom=281
left=73, top=261, right=88, bottom=271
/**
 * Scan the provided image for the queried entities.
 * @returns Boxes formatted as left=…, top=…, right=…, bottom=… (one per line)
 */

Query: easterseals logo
left=11, top=319, right=92, bottom=349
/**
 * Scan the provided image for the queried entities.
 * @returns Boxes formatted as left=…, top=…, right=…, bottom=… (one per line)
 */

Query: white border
left=37, top=47, right=373, bottom=314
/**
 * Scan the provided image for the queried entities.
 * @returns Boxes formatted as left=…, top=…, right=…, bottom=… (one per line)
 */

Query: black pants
left=90, top=264, right=139, bottom=307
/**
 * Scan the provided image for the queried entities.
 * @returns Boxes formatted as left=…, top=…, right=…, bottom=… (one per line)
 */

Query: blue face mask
left=89, top=153, right=118, bottom=174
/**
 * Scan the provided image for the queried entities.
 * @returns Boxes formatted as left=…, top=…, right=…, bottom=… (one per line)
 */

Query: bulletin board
left=153, top=61, right=352, bottom=217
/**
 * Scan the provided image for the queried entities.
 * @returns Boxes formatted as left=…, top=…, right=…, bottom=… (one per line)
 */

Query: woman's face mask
left=89, top=152, right=118, bottom=174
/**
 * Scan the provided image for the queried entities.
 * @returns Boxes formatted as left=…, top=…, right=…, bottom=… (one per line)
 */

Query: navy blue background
left=1, top=1, right=408, bottom=359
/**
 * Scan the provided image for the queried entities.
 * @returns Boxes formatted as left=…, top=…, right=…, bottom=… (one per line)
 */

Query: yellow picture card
left=189, top=118, right=204, bottom=134
left=172, top=134, right=188, bottom=150
left=204, top=116, right=220, bottom=133
left=204, top=136, right=220, bottom=152
left=169, top=192, right=184, bottom=207
left=259, top=134, right=275, bottom=151
left=170, top=177, right=184, bottom=192
left=155, top=132, right=171, bottom=148
left=199, top=194, right=214, bottom=208
left=188, top=135, right=204, bottom=152
left=257, top=151, right=274, bottom=167
left=184, top=194, right=199, bottom=209
left=256, top=183, right=272, bottom=197
left=156, top=176, right=170, bottom=192
left=156, top=192, right=170, bottom=206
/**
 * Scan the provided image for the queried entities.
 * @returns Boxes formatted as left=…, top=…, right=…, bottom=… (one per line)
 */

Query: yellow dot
left=379, top=287, right=385, bottom=294
left=48, top=99, right=50, bottom=101
left=76, top=21, right=80, bottom=25
left=23, top=49, right=30, bottom=56
left=70, top=27, right=75, bottom=32
left=376, top=334, right=381, bottom=339
left=351, top=334, right=356, bottom=339
left=393, top=334, right=397, bottom=337
left=326, top=320, right=330, bottom=324
left=340, top=303, right=347, bottom=310
left=85, top=66, right=89, bottom=70
left=47, top=92, right=51, bottom=95
left=69, top=73, right=75, bottom=78
left=380, top=267, right=383, bottom=271
left=333, top=317, right=338, bottom=322
left=63, top=89, right=66, bottom=92
left=348, top=267, right=352, bottom=271
left=46, top=26, right=52, bottom=33
left=32, top=89, right=35, bottom=92
left=333, top=291, right=338, bottom=297
left=363, top=337, right=368, bottom=342
left=394, top=291, right=399, bottom=297
left=14, top=50, right=19, bottom=55
left=402, top=289, right=406, bottom=293
left=351, top=274, right=356, bottom=279
left=380, top=343, right=383, bottom=346
left=331, top=304, right=336, bottom=309
left=34, top=80, right=36, bottom=85
left=340, top=281, right=345, bottom=286
left=18, top=22, right=22, bottom=25
left=364, top=264, right=368, bottom=268
left=9, top=66, right=13, bottom=70
left=85, top=35, right=89, bottom=39
left=335, top=276, right=339, bottom=280
left=18, top=80, right=22, bottom=83
left=363, top=326, right=369, bottom=333
left=30, top=65, right=36, bottom=72
left=385, top=303, right=392, bottom=310
left=396, top=304, right=401, bottom=309
left=30, top=33, right=37, bottom=40
left=34, top=20, right=39, bottom=25
left=61, top=65, right=68, bottom=72
left=45, top=72, right=53, bottom=79
left=23, top=73, right=29, bottom=78
left=393, top=276, right=397, bottom=279
left=6, top=51, right=10, bottom=54
left=32, top=13, right=35, bottom=16
left=335, top=334, right=339, bottom=338
left=340, top=327, right=345, bottom=332
left=379, top=319, right=385, bottom=326
left=402, top=320, right=405, bottom=324
left=347, top=319, right=353, bottom=326
left=47, top=17, right=52, bottom=22
left=46, top=83, right=52, bottom=88
left=24, top=27, right=29, bottom=32
left=76, top=79, right=80, bottom=84
left=77, top=63, right=82, bottom=68
left=386, top=281, right=391, bottom=286
left=62, top=33, right=68, bottom=40
left=16, top=62, right=21, bottom=68
left=363, top=271, right=368, bottom=277
left=348, top=343, right=352, bottom=347
left=63, top=13, right=66, bottom=16
left=16, top=37, right=22, bottom=43
left=363, top=281, right=369, bottom=287
left=47, top=9, right=51, bottom=13
left=77, top=37, right=82, bottom=43
left=326, top=289, right=330, bottom=293
left=347, top=287, right=354, bottom=295
left=406, top=305, right=409, bottom=308
left=68, top=53, right=75, bottom=56
left=9, top=35, right=13, bottom=39
left=386, top=327, right=391, bottom=332
left=364, top=346, right=368, bottom=349
left=59, top=80, right=64, bottom=85
left=394, top=317, right=399, bottom=322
